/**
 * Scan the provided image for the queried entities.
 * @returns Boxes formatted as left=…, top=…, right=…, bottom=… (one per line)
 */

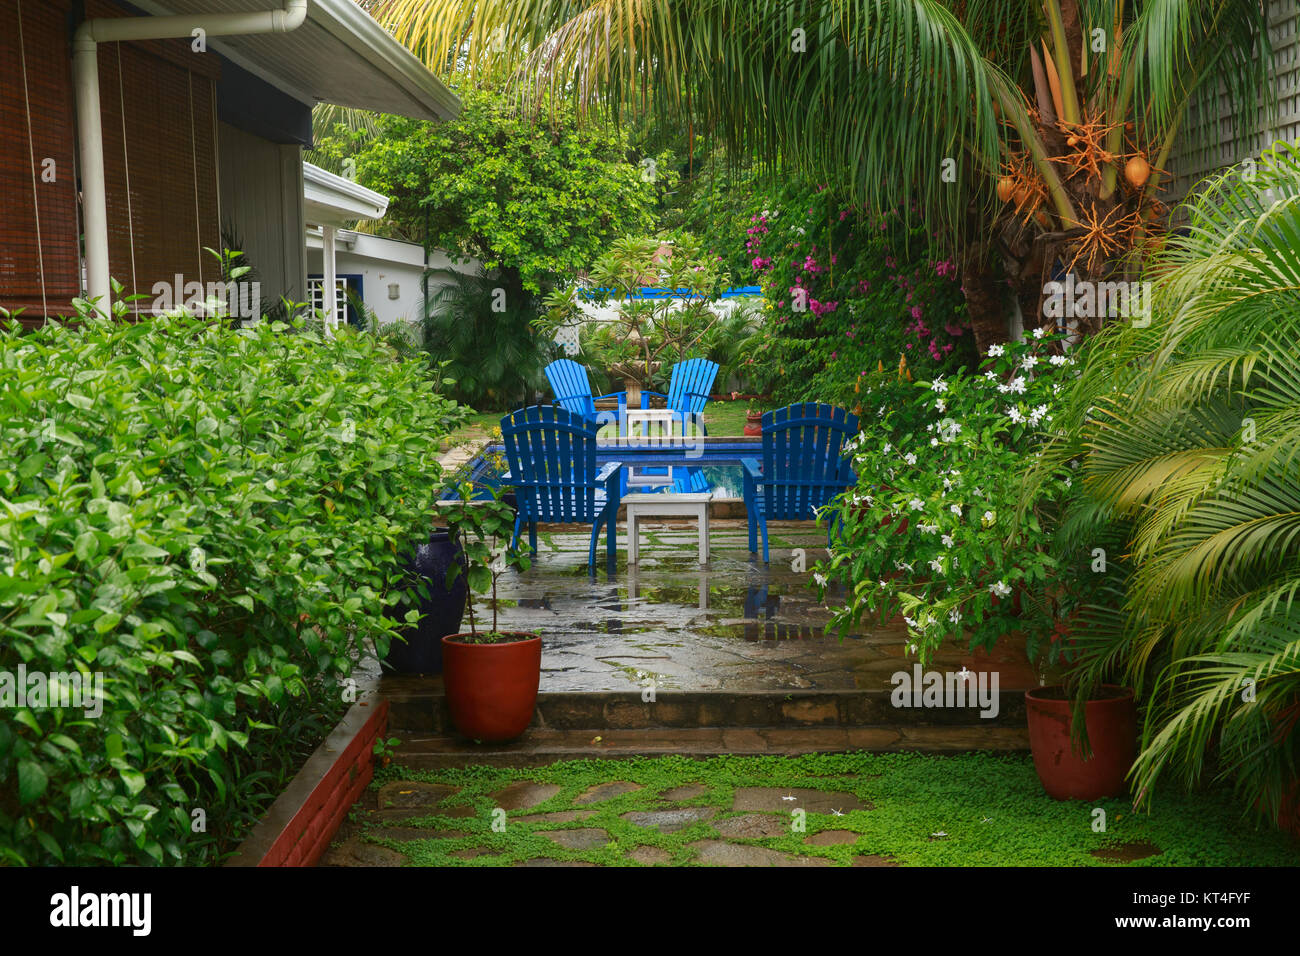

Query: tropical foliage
left=1024, top=143, right=1300, bottom=827
left=423, top=266, right=555, bottom=408
left=363, top=0, right=1272, bottom=345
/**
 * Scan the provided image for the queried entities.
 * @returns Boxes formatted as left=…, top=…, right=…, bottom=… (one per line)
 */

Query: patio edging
left=225, top=696, right=389, bottom=868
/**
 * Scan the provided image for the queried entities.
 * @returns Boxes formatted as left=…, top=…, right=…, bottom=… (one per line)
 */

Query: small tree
left=537, top=234, right=731, bottom=393
left=441, top=482, right=531, bottom=642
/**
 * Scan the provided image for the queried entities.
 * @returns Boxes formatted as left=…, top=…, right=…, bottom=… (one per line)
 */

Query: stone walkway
left=323, top=774, right=897, bottom=867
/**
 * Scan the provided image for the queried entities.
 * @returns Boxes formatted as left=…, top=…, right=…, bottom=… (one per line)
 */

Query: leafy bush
left=817, top=332, right=1079, bottom=664
left=0, top=310, right=465, bottom=864
left=423, top=266, right=555, bottom=409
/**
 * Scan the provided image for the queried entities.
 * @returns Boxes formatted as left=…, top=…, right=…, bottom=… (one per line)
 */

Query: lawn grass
left=360, top=752, right=1299, bottom=867
left=445, top=399, right=762, bottom=450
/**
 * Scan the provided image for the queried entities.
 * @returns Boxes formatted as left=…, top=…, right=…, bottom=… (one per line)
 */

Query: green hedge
left=0, top=312, right=466, bottom=864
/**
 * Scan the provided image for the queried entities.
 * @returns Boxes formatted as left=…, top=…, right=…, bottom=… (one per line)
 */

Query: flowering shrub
left=816, top=331, right=1080, bottom=664
left=738, top=182, right=975, bottom=403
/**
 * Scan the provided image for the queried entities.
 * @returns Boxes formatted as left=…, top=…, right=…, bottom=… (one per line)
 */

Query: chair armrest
left=592, top=391, right=626, bottom=404
left=596, top=460, right=622, bottom=483
left=742, top=457, right=761, bottom=502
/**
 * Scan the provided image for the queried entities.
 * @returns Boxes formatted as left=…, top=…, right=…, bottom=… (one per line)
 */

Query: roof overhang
left=304, top=162, right=389, bottom=226
left=120, top=0, right=460, bottom=121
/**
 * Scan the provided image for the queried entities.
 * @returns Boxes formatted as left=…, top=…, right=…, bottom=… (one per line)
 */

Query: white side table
left=625, top=407, right=675, bottom=444
left=623, top=492, right=713, bottom=565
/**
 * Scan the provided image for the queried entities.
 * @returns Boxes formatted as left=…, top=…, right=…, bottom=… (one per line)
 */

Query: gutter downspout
left=73, top=0, right=308, bottom=314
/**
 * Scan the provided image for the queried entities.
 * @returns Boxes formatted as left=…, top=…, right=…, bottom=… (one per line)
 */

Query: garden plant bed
left=322, top=752, right=1299, bottom=867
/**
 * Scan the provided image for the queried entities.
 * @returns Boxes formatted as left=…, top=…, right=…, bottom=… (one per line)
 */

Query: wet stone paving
left=459, top=522, right=1036, bottom=693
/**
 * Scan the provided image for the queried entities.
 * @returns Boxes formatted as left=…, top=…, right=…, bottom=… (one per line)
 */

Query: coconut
left=1125, top=155, right=1151, bottom=189
left=996, top=176, right=1016, bottom=202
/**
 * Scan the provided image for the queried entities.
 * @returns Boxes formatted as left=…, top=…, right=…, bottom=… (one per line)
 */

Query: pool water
left=452, top=442, right=758, bottom=500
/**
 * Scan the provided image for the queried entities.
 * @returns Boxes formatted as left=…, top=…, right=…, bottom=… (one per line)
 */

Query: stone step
left=392, top=724, right=1030, bottom=768
left=382, top=683, right=1028, bottom=735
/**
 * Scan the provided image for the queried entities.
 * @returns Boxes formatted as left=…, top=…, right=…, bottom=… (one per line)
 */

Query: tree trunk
left=962, top=248, right=1010, bottom=356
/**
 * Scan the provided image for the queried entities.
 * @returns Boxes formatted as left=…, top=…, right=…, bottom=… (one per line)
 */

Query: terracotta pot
left=1025, top=685, right=1137, bottom=800
left=441, top=632, right=541, bottom=742
left=744, top=412, right=763, bottom=436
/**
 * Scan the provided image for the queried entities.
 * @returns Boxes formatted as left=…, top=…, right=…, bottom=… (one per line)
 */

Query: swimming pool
left=451, top=439, right=762, bottom=500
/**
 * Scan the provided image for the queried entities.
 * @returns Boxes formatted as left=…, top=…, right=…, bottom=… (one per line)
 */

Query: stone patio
left=385, top=521, right=1040, bottom=695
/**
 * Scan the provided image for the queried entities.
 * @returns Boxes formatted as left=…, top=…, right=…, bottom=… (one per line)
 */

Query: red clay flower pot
left=441, top=632, right=541, bottom=742
left=1025, top=685, right=1137, bottom=801
left=744, top=412, right=763, bottom=436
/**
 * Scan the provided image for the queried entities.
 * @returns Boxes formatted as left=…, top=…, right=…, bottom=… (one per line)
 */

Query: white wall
left=304, top=232, right=480, bottom=327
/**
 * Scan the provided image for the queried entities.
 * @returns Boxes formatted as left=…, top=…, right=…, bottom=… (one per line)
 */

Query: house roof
left=303, top=163, right=389, bottom=226
left=122, top=0, right=460, bottom=121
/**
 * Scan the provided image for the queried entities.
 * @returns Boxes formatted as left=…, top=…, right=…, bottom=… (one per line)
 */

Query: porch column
left=321, top=224, right=337, bottom=333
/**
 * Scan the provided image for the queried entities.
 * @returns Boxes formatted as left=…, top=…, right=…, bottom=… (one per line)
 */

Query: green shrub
left=0, top=310, right=466, bottom=864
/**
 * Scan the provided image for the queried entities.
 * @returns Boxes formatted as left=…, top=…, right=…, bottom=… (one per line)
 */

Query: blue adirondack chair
left=742, top=403, right=860, bottom=563
left=543, top=357, right=719, bottom=435
left=500, top=405, right=622, bottom=567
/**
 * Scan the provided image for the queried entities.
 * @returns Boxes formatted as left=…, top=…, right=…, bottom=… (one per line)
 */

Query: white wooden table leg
left=698, top=502, right=709, bottom=564
left=627, top=508, right=639, bottom=565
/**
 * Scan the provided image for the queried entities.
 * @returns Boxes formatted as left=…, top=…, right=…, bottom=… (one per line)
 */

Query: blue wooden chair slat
left=743, top=402, right=859, bottom=563
left=500, top=405, right=621, bottom=567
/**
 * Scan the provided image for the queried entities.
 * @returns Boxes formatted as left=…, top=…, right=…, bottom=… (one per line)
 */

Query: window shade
left=0, top=0, right=81, bottom=323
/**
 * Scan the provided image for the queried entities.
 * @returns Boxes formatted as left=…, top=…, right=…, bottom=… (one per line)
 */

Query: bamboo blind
left=0, top=0, right=82, bottom=323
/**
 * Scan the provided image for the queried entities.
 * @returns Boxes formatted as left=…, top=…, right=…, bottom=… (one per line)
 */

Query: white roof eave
left=303, top=162, right=389, bottom=226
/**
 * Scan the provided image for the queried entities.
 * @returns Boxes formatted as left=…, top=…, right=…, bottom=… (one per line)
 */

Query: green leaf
left=18, top=760, right=48, bottom=804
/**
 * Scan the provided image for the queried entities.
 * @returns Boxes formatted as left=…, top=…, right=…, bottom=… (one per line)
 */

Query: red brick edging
left=226, top=698, right=389, bottom=867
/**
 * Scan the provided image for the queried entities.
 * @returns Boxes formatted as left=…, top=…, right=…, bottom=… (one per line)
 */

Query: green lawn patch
left=354, top=752, right=1299, bottom=867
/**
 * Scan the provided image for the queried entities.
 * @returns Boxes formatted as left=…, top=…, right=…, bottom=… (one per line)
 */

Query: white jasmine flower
left=931, top=377, right=948, bottom=394
left=950, top=504, right=962, bottom=516
left=989, top=580, right=1012, bottom=598
left=1021, top=355, right=1038, bottom=369
left=983, top=510, right=995, bottom=524
left=988, top=344, right=1005, bottom=357
left=941, top=534, right=954, bottom=548
left=928, top=558, right=945, bottom=574
left=813, top=572, right=828, bottom=587
left=909, top=498, right=925, bottom=511
left=1032, top=327, right=1045, bottom=339
left=948, top=608, right=962, bottom=623
left=1049, top=354, right=1068, bottom=366
left=904, top=452, right=917, bottom=465
left=1007, top=376, right=1027, bottom=394
left=1008, top=407, right=1025, bottom=424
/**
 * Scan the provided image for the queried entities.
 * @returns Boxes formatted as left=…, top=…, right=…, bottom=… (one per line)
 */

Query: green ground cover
left=358, top=753, right=1299, bottom=867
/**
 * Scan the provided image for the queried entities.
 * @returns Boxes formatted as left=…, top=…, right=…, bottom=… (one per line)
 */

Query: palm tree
left=361, top=0, right=1271, bottom=349
left=1026, top=141, right=1300, bottom=827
